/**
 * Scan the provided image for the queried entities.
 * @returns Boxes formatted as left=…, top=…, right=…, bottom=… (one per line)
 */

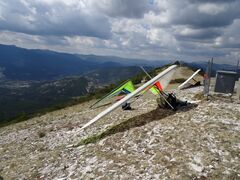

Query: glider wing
left=178, top=69, right=201, bottom=90
left=81, top=65, right=178, bottom=130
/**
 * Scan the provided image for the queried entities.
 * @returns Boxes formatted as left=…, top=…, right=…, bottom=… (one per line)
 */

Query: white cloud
left=198, top=3, right=226, bottom=15
left=213, top=19, right=240, bottom=49
left=146, top=28, right=177, bottom=48
left=0, top=0, right=239, bottom=64
left=0, top=0, right=111, bottom=38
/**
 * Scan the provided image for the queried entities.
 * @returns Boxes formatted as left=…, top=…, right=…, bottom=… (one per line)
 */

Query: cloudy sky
left=0, top=0, right=240, bottom=64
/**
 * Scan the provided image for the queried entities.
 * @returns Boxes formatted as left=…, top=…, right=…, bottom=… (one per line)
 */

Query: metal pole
left=236, top=60, right=239, bottom=72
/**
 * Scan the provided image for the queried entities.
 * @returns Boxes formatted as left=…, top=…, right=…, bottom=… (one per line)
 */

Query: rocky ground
left=0, top=85, right=240, bottom=179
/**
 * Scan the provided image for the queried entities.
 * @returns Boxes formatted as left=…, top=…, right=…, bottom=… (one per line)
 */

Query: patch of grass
left=76, top=108, right=176, bottom=146
left=48, top=126, right=54, bottom=132
left=77, top=134, right=103, bottom=146
left=61, top=122, right=75, bottom=131
left=193, top=92, right=205, bottom=100
left=38, top=130, right=46, bottom=138
left=38, top=145, right=47, bottom=152
left=76, top=102, right=197, bottom=146
left=170, top=78, right=186, bottom=84
left=10, top=162, right=16, bottom=168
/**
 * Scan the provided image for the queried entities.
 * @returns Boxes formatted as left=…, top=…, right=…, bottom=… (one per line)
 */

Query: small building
left=214, top=71, right=238, bottom=94
left=237, top=79, right=240, bottom=100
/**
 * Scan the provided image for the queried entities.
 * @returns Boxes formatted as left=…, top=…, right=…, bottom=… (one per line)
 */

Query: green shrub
left=170, top=78, right=186, bottom=84
left=38, top=130, right=46, bottom=138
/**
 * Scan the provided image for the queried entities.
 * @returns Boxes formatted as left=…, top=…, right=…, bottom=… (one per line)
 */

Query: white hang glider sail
left=139, top=66, right=176, bottom=96
left=81, top=65, right=178, bottom=130
left=178, top=69, right=201, bottom=90
left=140, top=66, right=175, bottom=110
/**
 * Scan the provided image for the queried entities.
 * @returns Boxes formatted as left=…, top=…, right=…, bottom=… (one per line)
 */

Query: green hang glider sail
left=90, top=80, right=135, bottom=109
left=137, top=84, right=160, bottom=96
left=149, top=86, right=160, bottom=95
left=137, top=81, right=163, bottom=96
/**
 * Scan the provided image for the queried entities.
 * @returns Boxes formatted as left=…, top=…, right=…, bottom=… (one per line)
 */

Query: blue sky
left=0, top=0, right=239, bottom=64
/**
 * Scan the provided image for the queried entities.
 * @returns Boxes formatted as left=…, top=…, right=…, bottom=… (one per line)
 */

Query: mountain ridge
left=0, top=43, right=238, bottom=81
left=0, top=44, right=167, bottom=81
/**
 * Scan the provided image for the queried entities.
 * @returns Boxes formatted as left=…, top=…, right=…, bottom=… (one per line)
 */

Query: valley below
left=0, top=66, right=145, bottom=124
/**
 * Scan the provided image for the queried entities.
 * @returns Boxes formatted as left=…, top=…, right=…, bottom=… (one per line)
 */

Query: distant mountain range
left=183, top=61, right=239, bottom=76
left=0, top=44, right=116, bottom=80
left=77, top=54, right=169, bottom=67
left=0, top=44, right=168, bottom=81
left=1, top=44, right=238, bottom=81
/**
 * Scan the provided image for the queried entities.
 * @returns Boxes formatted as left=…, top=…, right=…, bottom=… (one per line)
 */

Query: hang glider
left=90, top=80, right=135, bottom=109
left=139, top=66, right=175, bottom=110
left=81, top=65, right=178, bottom=130
left=178, top=69, right=201, bottom=90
